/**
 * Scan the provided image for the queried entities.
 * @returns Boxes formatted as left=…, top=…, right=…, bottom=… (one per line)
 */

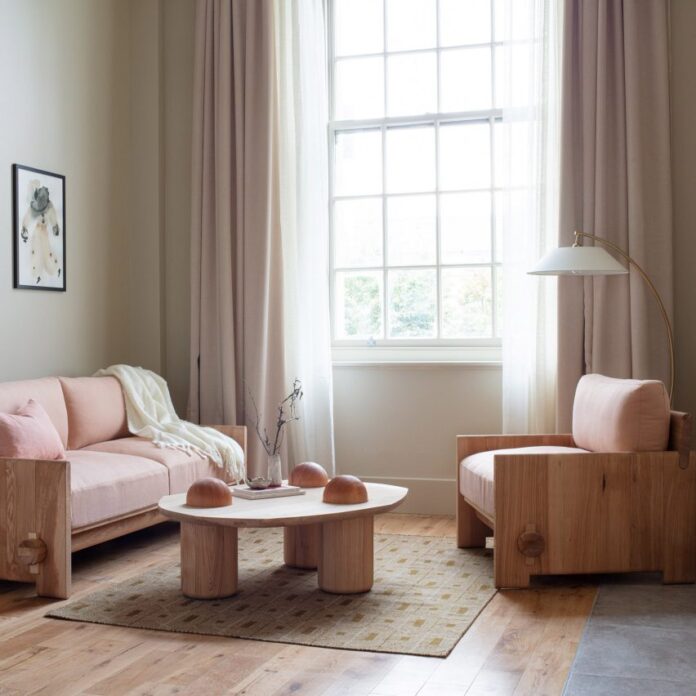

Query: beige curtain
left=557, top=0, right=673, bottom=429
left=189, top=0, right=335, bottom=477
left=188, top=0, right=286, bottom=475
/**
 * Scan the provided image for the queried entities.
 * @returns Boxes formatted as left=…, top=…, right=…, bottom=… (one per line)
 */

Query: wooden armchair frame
left=457, top=413, right=695, bottom=588
left=0, top=425, right=246, bottom=599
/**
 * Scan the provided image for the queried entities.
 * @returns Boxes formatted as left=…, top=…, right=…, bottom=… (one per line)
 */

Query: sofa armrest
left=206, top=424, right=247, bottom=460
left=0, top=456, right=71, bottom=598
left=456, top=433, right=574, bottom=464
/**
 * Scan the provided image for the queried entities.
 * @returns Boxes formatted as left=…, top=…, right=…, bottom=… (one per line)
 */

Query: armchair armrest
left=492, top=449, right=695, bottom=586
left=456, top=433, right=575, bottom=463
left=0, top=456, right=71, bottom=598
left=455, top=433, right=574, bottom=549
left=669, top=410, right=692, bottom=469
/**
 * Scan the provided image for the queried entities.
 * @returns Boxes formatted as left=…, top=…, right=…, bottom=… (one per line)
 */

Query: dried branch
left=245, top=381, right=273, bottom=456
left=245, top=378, right=303, bottom=457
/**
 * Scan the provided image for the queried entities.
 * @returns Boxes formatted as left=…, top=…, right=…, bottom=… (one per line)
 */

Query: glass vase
left=267, top=453, right=283, bottom=488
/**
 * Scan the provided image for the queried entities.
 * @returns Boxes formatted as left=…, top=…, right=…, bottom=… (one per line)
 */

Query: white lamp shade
left=529, top=246, right=628, bottom=276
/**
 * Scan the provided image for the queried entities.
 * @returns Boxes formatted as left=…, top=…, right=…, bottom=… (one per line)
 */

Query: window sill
left=331, top=344, right=502, bottom=367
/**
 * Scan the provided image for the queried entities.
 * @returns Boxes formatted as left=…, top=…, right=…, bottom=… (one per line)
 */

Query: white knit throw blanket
left=95, top=365, right=245, bottom=482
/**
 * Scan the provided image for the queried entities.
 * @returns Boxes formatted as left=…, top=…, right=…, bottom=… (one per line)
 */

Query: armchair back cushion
left=572, top=374, right=670, bottom=452
left=0, top=377, right=69, bottom=447
left=60, top=376, right=129, bottom=450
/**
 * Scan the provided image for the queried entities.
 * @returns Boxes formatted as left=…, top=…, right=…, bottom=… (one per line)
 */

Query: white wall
left=0, top=0, right=131, bottom=380
left=333, top=364, right=501, bottom=513
left=162, top=0, right=196, bottom=416
left=127, top=0, right=164, bottom=374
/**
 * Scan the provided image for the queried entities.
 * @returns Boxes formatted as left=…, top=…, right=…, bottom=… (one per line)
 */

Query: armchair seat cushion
left=460, top=446, right=588, bottom=516
left=83, top=437, right=226, bottom=493
left=68, top=450, right=170, bottom=529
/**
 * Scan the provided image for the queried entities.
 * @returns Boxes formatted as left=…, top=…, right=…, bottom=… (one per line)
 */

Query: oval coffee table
left=158, top=483, right=408, bottom=599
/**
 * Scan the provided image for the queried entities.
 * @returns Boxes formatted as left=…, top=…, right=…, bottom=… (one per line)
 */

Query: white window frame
left=327, top=0, right=503, bottom=364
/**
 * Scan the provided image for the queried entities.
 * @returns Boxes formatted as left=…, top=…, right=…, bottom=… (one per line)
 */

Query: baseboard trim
left=358, top=475, right=456, bottom=515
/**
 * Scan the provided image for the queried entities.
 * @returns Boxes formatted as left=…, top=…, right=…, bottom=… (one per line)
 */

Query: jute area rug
left=47, top=528, right=494, bottom=657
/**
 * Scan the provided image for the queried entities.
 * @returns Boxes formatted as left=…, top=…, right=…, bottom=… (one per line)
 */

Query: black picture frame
left=12, top=164, right=66, bottom=291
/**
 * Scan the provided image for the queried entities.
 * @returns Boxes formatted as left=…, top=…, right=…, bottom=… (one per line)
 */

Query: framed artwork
left=12, top=164, right=66, bottom=291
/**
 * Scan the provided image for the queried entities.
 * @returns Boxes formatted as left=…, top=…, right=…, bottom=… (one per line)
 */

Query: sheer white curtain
left=499, top=0, right=563, bottom=433
left=275, top=0, right=336, bottom=472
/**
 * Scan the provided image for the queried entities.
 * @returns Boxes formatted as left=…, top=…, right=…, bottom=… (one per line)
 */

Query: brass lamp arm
left=574, top=231, right=674, bottom=402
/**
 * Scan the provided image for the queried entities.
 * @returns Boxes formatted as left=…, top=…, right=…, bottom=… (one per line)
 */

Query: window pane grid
left=329, top=0, right=502, bottom=345
left=334, top=42, right=504, bottom=61
left=333, top=263, right=503, bottom=273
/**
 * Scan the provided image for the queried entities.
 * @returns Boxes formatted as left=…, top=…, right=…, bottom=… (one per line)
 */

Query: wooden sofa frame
left=457, top=412, right=696, bottom=588
left=0, top=425, right=247, bottom=599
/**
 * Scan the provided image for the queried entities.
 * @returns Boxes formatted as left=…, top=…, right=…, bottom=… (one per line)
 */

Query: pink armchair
left=456, top=375, right=696, bottom=588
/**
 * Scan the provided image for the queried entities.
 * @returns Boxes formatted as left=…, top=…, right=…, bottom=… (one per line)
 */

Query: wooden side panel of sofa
left=208, top=424, right=248, bottom=483
left=0, top=458, right=70, bottom=598
left=209, top=424, right=247, bottom=458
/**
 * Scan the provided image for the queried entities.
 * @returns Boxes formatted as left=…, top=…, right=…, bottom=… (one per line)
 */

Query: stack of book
left=231, top=483, right=305, bottom=500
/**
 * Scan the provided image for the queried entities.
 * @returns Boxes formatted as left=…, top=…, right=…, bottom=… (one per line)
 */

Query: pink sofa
left=0, top=375, right=246, bottom=599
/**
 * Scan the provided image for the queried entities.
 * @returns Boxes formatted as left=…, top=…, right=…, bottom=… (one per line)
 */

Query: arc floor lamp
left=529, top=230, right=674, bottom=403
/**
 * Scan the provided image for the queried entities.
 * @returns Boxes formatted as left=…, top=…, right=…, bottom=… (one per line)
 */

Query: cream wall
left=670, top=0, right=696, bottom=431
left=121, top=0, right=194, bottom=415
left=0, top=0, right=131, bottom=381
left=333, top=364, right=501, bottom=513
left=0, top=0, right=188, bottom=388
left=127, top=0, right=164, bottom=375
left=162, top=0, right=196, bottom=416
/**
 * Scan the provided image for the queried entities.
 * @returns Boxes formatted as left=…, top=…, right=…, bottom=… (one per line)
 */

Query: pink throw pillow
left=0, top=399, right=66, bottom=460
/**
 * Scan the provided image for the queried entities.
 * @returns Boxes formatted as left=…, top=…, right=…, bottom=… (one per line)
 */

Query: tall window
left=329, top=0, right=503, bottom=352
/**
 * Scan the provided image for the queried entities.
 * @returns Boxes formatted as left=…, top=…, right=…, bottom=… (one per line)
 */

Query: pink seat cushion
left=572, top=374, right=670, bottom=452
left=0, top=377, right=68, bottom=447
left=0, top=399, right=66, bottom=460
left=83, top=437, right=227, bottom=493
left=60, top=376, right=129, bottom=450
left=460, top=446, right=589, bottom=516
left=68, top=449, right=169, bottom=529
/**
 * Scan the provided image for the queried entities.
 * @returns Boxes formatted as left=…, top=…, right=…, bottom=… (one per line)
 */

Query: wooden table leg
left=180, top=522, right=238, bottom=599
left=318, top=516, right=374, bottom=594
left=284, top=523, right=321, bottom=569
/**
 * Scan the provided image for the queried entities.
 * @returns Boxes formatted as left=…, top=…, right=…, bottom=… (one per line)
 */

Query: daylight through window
left=329, top=0, right=504, bottom=347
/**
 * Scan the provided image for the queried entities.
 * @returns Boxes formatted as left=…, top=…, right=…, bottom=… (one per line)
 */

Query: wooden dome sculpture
left=186, top=477, right=233, bottom=508
left=289, top=462, right=329, bottom=488
left=323, top=475, right=368, bottom=504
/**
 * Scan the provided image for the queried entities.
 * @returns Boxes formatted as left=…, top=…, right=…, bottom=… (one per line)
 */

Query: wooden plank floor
left=0, top=515, right=595, bottom=695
